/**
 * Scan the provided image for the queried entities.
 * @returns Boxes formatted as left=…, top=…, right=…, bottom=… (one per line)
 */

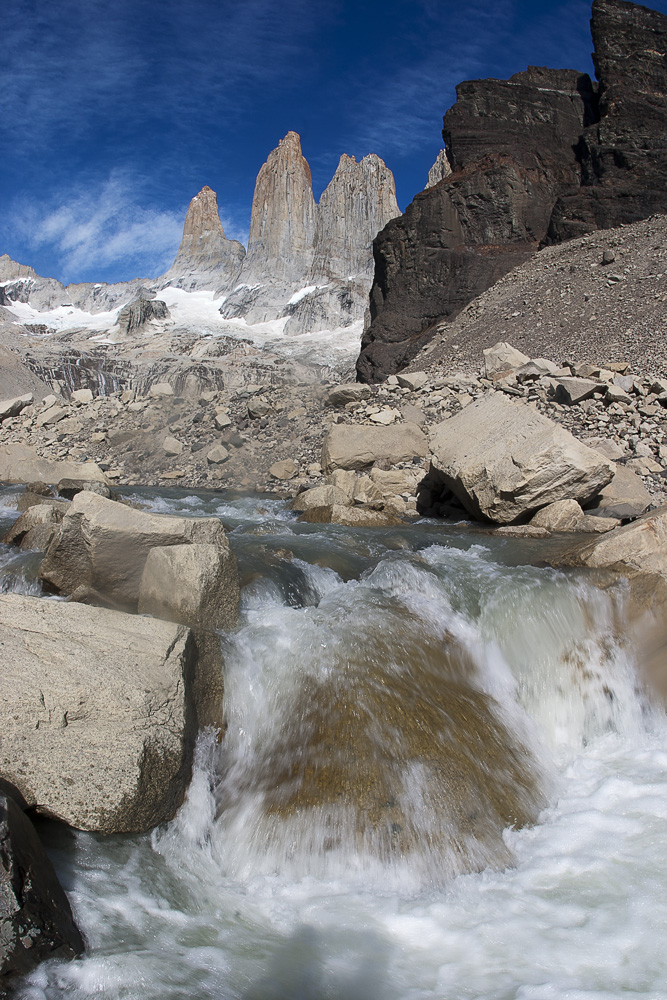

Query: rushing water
left=2, top=486, right=666, bottom=1000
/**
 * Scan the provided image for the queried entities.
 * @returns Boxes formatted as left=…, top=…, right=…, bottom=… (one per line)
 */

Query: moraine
left=2, top=484, right=665, bottom=1000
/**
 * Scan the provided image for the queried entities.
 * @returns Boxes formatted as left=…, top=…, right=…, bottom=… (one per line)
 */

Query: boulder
left=297, top=505, right=403, bottom=527
left=163, top=435, right=183, bottom=456
left=0, top=594, right=199, bottom=833
left=483, top=343, right=530, bottom=377
left=71, top=388, right=94, bottom=404
left=370, top=467, right=420, bottom=497
left=0, top=443, right=106, bottom=485
left=138, top=543, right=239, bottom=631
left=560, top=507, right=667, bottom=580
left=0, top=393, right=33, bottom=422
left=268, top=459, right=297, bottom=480
left=428, top=394, right=614, bottom=524
left=206, top=444, right=229, bottom=465
left=321, top=421, right=429, bottom=474
left=0, top=781, right=84, bottom=980
left=2, top=501, right=68, bottom=551
left=326, top=384, right=372, bottom=407
left=585, top=465, right=652, bottom=520
left=149, top=382, right=174, bottom=397
left=56, top=478, right=111, bottom=500
left=290, top=484, right=351, bottom=512
left=38, top=492, right=239, bottom=625
left=529, top=499, right=584, bottom=532
left=554, top=377, right=605, bottom=405
left=396, top=372, right=429, bottom=391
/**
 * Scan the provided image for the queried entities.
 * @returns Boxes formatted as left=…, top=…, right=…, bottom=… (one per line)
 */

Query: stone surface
left=425, top=149, right=452, bottom=189
left=289, top=484, right=351, bottom=511
left=0, top=443, right=106, bottom=485
left=39, top=492, right=239, bottom=621
left=586, top=464, right=652, bottom=519
left=555, top=377, right=605, bottom=405
left=529, top=499, right=585, bottom=531
left=117, top=295, right=170, bottom=337
left=0, top=782, right=84, bottom=980
left=2, top=501, right=67, bottom=551
left=428, top=394, right=614, bottom=524
left=268, top=459, right=297, bottom=480
left=0, top=393, right=33, bottom=422
left=561, top=507, right=667, bottom=579
left=0, top=594, right=198, bottom=833
left=161, top=186, right=246, bottom=292
left=321, top=421, right=429, bottom=474
left=483, top=343, right=530, bottom=377
left=297, top=504, right=403, bottom=527
left=326, top=384, right=373, bottom=407
left=138, top=543, right=239, bottom=630
left=358, top=66, right=595, bottom=381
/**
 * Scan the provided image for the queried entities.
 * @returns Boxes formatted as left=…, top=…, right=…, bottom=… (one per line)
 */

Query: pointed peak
left=279, top=130, right=303, bottom=150
left=182, top=186, right=225, bottom=238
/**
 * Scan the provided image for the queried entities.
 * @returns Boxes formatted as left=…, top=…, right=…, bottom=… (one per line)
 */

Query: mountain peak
left=162, top=186, right=245, bottom=292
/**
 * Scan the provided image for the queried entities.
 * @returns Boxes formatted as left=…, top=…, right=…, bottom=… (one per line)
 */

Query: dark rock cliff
left=358, top=0, right=667, bottom=382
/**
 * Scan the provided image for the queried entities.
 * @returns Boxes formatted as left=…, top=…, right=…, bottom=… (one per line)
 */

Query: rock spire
left=162, top=186, right=245, bottom=292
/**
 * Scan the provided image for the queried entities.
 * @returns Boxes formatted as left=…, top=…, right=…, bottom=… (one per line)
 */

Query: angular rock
left=297, top=504, right=402, bottom=527
left=483, top=343, right=530, bottom=377
left=149, top=381, right=174, bottom=397
left=560, top=507, right=667, bottom=579
left=38, top=492, right=239, bottom=621
left=138, top=543, right=239, bottom=630
left=56, top=478, right=111, bottom=500
left=117, top=295, right=170, bottom=337
left=71, top=388, right=94, bottom=404
left=425, top=149, right=452, bottom=188
left=326, top=384, right=373, bottom=407
left=585, top=464, right=652, bottom=520
left=289, top=484, right=351, bottom=512
left=0, top=443, right=106, bottom=485
left=396, top=371, right=429, bottom=391
left=554, top=377, right=605, bottom=405
left=268, top=459, right=297, bottom=480
left=321, top=421, right=429, bottom=474
left=163, top=435, right=183, bottom=456
left=0, top=594, right=199, bottom=833
left=0, top=782, right=84, bottom=980
left=206, top=445, right=229, bottom=465
left=428, top=394, right=614, bottom=524
left=2, top=501, right=68, bottom=551
left=0, top=393, right=33, bottom=422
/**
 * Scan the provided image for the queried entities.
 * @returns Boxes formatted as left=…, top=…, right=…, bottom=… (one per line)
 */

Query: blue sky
left=2, top=0, right=666, bottom=285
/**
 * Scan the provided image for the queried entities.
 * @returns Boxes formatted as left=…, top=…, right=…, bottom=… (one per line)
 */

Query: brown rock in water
left=321, top=421, right=429, bottom=474
left=227, top=618, right=546, bottom=880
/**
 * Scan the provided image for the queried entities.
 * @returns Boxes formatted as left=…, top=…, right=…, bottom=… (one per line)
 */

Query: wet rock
left=290, top=484, right=351, bottom=511
left=428, top=394, right=614, bottom=524
left=2, top=501, right=68, bottom=551
left=297, top=504, right=402, bottom=526
left=0, top=781, right=84, bottom=981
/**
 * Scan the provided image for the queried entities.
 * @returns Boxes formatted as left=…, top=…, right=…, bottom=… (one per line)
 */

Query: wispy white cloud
left=9, top=173, right=184, bottom=282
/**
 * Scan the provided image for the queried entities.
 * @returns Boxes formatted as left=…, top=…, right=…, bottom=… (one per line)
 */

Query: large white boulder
left=0, top=443, right=106, bottom=485
left=0, top=595, right=199, bottom=834
left=428, top=393, right=614, bottom=524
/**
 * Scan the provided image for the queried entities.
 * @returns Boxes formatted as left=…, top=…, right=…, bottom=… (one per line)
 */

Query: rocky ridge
left=358, top=0, right=667, bottom=381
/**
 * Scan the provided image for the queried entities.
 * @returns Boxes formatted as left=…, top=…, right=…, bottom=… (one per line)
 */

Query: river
left=1, top=486, right=666, bottom=1000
